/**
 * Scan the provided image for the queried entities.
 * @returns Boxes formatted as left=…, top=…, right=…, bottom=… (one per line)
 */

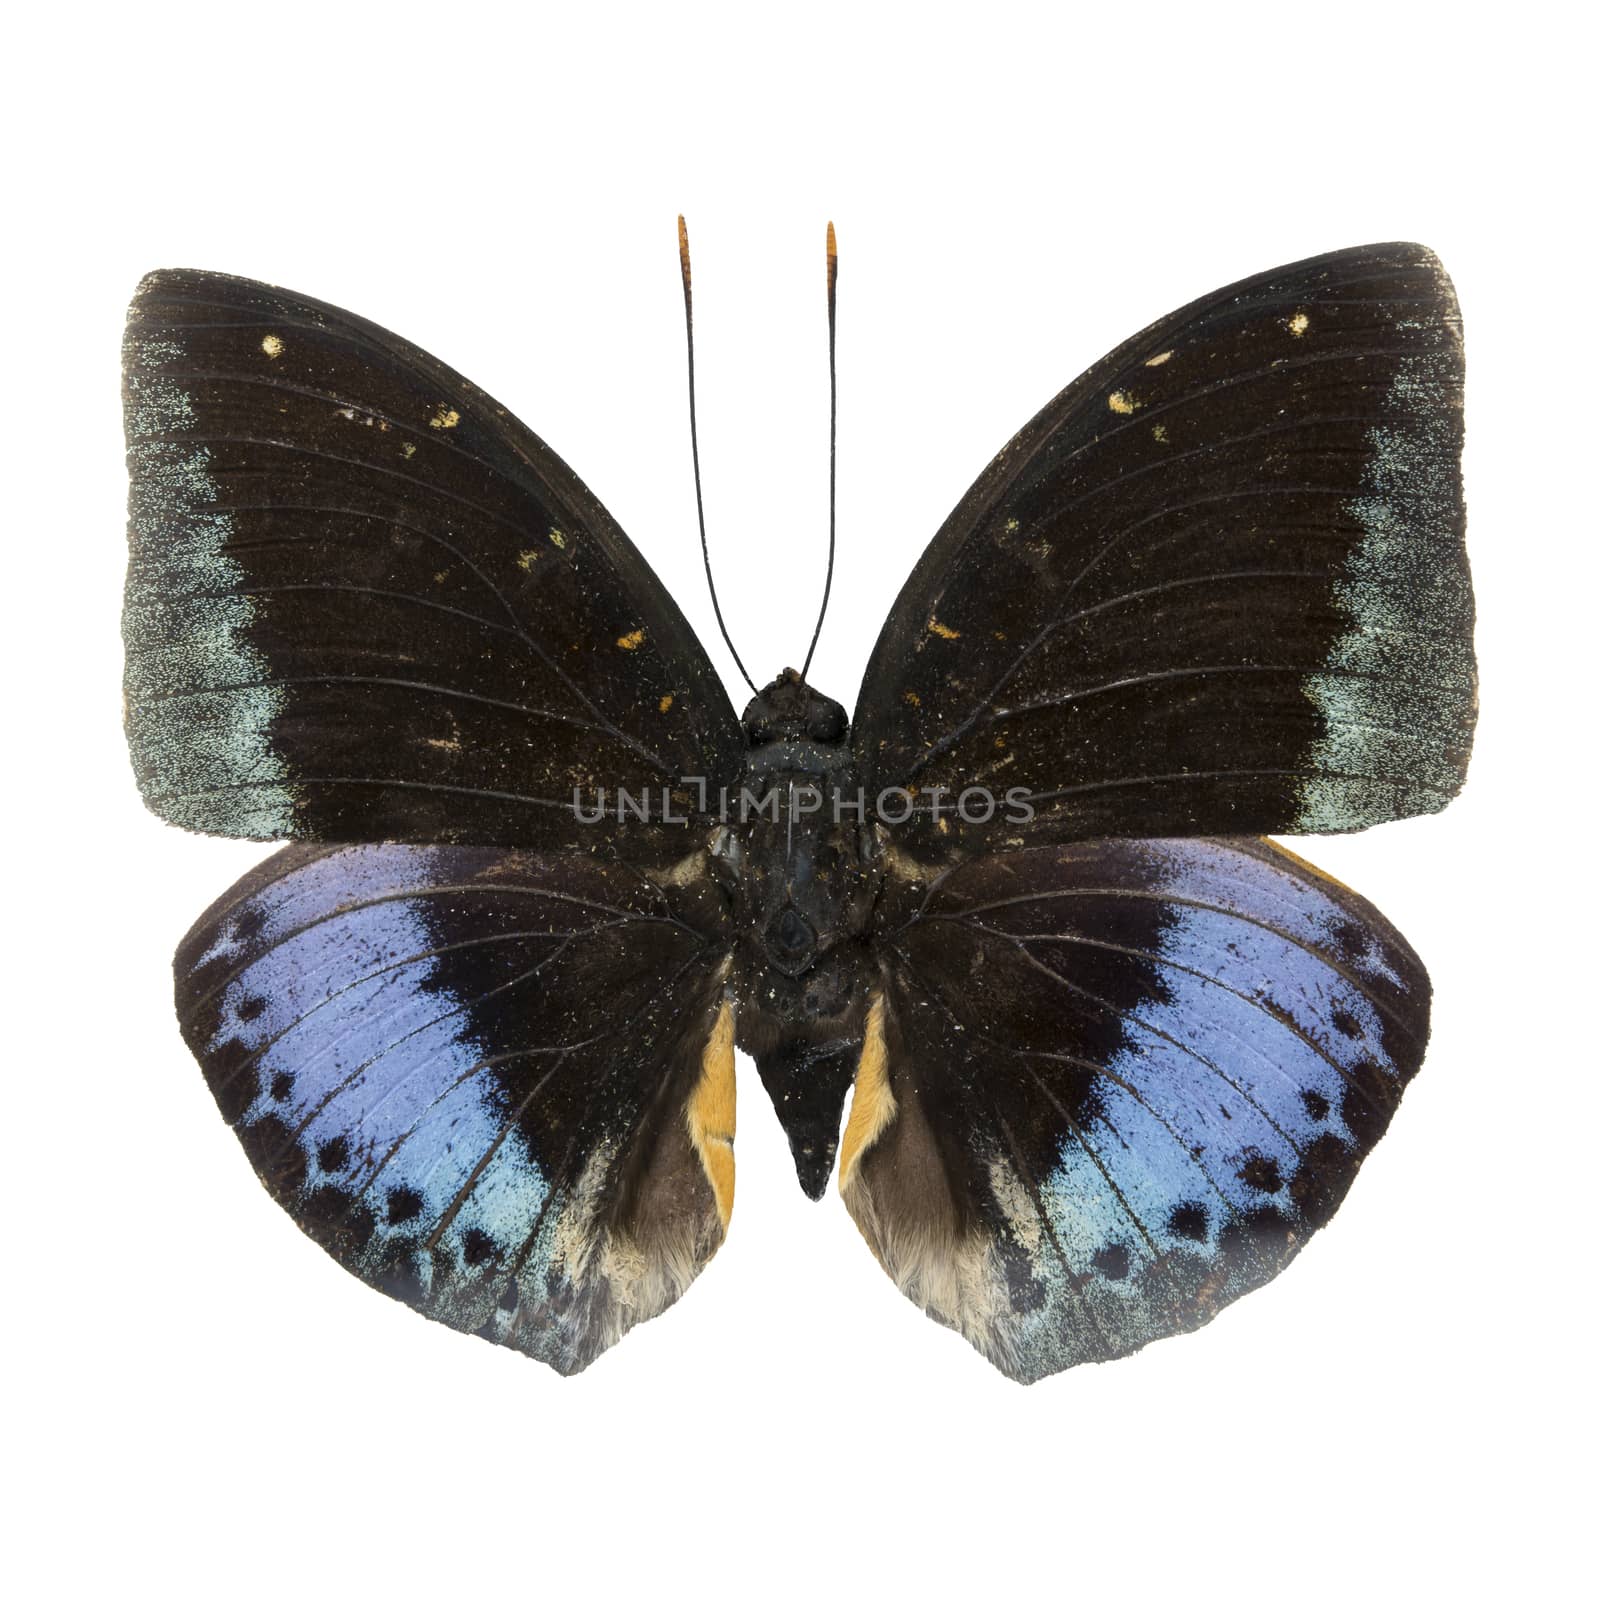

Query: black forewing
left=853, top=243, right=1474, bottom=849
left=841, top=837, right=1431, bottom=1381
left=177, top=842, right=736, bottom=1374
left=124, top=269, right=741, bottom=852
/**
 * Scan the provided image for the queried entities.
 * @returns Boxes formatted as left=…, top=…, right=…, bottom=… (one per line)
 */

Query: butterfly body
left=124, top=242, right=1474, bottom=1380
left=713, top=669, right=879, bottom=1194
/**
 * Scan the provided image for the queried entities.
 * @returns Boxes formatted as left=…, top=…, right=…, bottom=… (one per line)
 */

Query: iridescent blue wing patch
left=844, top=837, right=1430, bottom=1381
left=123, top=269, right=741, bottom=853
left=177, top=843, right=735, bottom=1373
left=852, top=242, right=1474, bottom=852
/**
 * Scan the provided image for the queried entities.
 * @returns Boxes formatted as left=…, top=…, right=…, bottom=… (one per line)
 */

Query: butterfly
left=122, top=230, right=1475, bottom=1381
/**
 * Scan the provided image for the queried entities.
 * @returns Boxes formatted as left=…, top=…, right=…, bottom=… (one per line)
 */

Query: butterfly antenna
left=800, top=220, right=838, bottom=683
left=678, top=216, right=759, bottom=697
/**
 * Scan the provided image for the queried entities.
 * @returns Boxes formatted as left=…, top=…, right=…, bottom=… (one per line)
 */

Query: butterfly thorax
left=713, top=671, right=881, bottom=1197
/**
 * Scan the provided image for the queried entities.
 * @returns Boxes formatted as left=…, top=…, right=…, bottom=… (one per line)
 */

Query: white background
left=6, top=4, right=1593, bottom=1595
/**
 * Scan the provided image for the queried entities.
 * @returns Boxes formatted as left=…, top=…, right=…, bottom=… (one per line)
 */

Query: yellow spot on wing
left=839, top=997, right=894, bottom=1193
left=400, top=442, right=416, bottom=459
left=517, top=549, right=540, bottom=572
left=928, top=618, right=961, bottom=640
left=1289, top=312, right=1310, bottom=336
left=429, top=405, right=460, bottom=428
left=686, top=1001, right=736, bottom=1229
left=658, top=693, right=674, bottom=713
left=549, top=528, right=567, bottom=549
left=902, top=689, right=921, bottom=707
left=1145, top=350, right=1173, bottom=366
left=260, top=334, right=284, bottom=358
left=616, top=629, right=645, bottom=650
left=1152, top=423, right=1168, bottom=442
left=1108, top=390, right=1139, bottom=415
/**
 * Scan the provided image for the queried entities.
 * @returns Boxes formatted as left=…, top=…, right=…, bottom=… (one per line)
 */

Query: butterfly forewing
left=123, top=269, right=741, bottom=852
left=853, top=242, right=1473, bottom=851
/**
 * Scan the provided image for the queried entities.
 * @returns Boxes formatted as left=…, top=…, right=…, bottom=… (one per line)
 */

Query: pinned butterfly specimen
left=122, top=228, right=1474, bottom=1380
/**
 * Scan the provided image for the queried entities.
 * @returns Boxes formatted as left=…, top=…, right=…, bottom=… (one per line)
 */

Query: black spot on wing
left=1331, top=1006, right=1362, bottom=1040
left=1092, top=1243, right=1131, bottom=1281
left=1238, top=1152, right=1283, bottom=1194
left=1330, top=920, right=1373, bottom=969
left=316, top=1135, right=350, bottom=1174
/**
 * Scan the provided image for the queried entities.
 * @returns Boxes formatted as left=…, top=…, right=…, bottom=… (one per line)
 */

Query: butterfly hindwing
left=177, top=842, right=735, bottom=1373
left=842, top=837, right=1429, bottom=1381
left=853, top=242, right=1473, bottom=849
left=124, top=269, right=741, bottom=852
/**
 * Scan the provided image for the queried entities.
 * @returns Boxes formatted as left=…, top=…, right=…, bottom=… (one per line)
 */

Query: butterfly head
left=741, top=668, right=848, bottom=747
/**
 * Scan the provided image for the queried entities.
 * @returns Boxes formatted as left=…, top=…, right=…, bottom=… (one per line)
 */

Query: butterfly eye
left=805, top=697, right=848, bottom=744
